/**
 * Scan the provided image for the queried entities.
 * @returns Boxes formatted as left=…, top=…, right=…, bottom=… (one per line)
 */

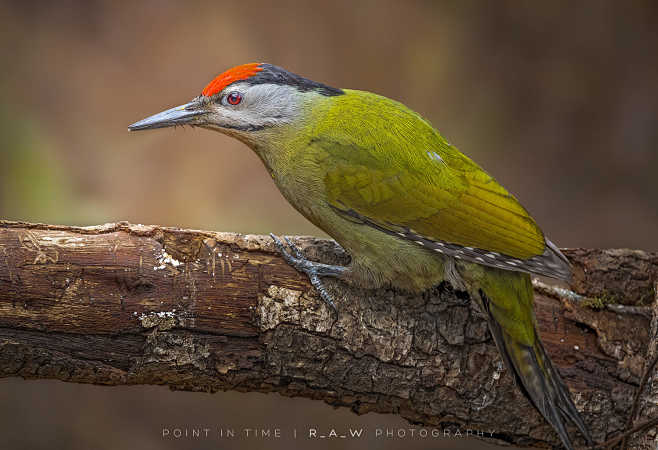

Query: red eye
left=226, top=92, right=242, bottom=105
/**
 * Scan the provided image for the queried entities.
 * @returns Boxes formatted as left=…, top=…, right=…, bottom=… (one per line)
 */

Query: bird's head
left=129, top=63, right=343, bottom=143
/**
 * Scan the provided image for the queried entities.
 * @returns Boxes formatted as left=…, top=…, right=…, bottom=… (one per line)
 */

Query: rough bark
left=0, top=220, right=656, bottom=448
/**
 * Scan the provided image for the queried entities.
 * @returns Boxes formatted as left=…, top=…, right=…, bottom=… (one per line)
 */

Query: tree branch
left=1, top=220, right=656, bottom=448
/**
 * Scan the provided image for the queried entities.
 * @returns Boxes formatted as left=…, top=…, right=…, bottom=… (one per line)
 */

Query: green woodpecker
left=129, top=63, right=591, bottom=449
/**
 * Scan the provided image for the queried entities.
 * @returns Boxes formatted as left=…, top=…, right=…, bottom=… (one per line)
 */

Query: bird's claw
left=269, top=233, right=303, bottom=270
left=308, top=272, right=338, bottom=315
left=283, top=236, right=304, bottom=259
left=270, top=233, right=344, bottom=317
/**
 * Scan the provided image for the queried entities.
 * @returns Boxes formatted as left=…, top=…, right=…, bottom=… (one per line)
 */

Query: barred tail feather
left=480, top=291, right=592, bottom=450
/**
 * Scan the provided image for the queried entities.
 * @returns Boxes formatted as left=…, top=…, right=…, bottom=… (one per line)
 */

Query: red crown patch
left=201, top=63, right=263, bottom=97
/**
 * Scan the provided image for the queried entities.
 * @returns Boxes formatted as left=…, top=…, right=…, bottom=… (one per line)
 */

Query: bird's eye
left=226, top=92, right=242, bottom=106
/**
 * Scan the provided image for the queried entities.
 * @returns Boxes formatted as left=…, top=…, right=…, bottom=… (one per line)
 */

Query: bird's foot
left=270, top=234, right=347, bottom=315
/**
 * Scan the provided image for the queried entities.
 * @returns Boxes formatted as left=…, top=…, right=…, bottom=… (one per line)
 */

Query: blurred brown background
left=1, top=1, right=657, bottom=449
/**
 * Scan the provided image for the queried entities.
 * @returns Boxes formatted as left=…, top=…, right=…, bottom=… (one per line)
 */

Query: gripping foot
left=270, top=234, right=347, bottom=315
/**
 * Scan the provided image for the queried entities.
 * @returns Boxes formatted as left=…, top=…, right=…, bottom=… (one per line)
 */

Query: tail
left=476, top=271, right=592, bottom=450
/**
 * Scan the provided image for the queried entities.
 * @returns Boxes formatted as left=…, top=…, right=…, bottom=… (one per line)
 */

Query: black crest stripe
left=247, top=64, right=344, bottom=97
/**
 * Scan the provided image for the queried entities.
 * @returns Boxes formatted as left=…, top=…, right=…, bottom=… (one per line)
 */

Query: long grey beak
left=128, top=101, right=205, bottom=131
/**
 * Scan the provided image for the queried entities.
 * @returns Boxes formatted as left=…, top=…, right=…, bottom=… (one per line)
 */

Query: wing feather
left=317, top=137, right=548, bottom=262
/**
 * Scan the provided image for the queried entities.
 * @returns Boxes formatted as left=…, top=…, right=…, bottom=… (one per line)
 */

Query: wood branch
left=1, top=220, right=656, bottom=448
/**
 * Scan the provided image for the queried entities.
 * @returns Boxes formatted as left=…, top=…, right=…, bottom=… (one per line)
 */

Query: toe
left=270, top=233, right=298, bottom=265
left=284, top=236, right=304, bottom=259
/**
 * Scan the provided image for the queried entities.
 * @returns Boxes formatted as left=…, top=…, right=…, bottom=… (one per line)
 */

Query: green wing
left=317, top=138, right=546, bottom=260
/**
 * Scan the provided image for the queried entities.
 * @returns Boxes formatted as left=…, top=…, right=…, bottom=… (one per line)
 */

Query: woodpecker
left=129, top=63, right=592, bottom=449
